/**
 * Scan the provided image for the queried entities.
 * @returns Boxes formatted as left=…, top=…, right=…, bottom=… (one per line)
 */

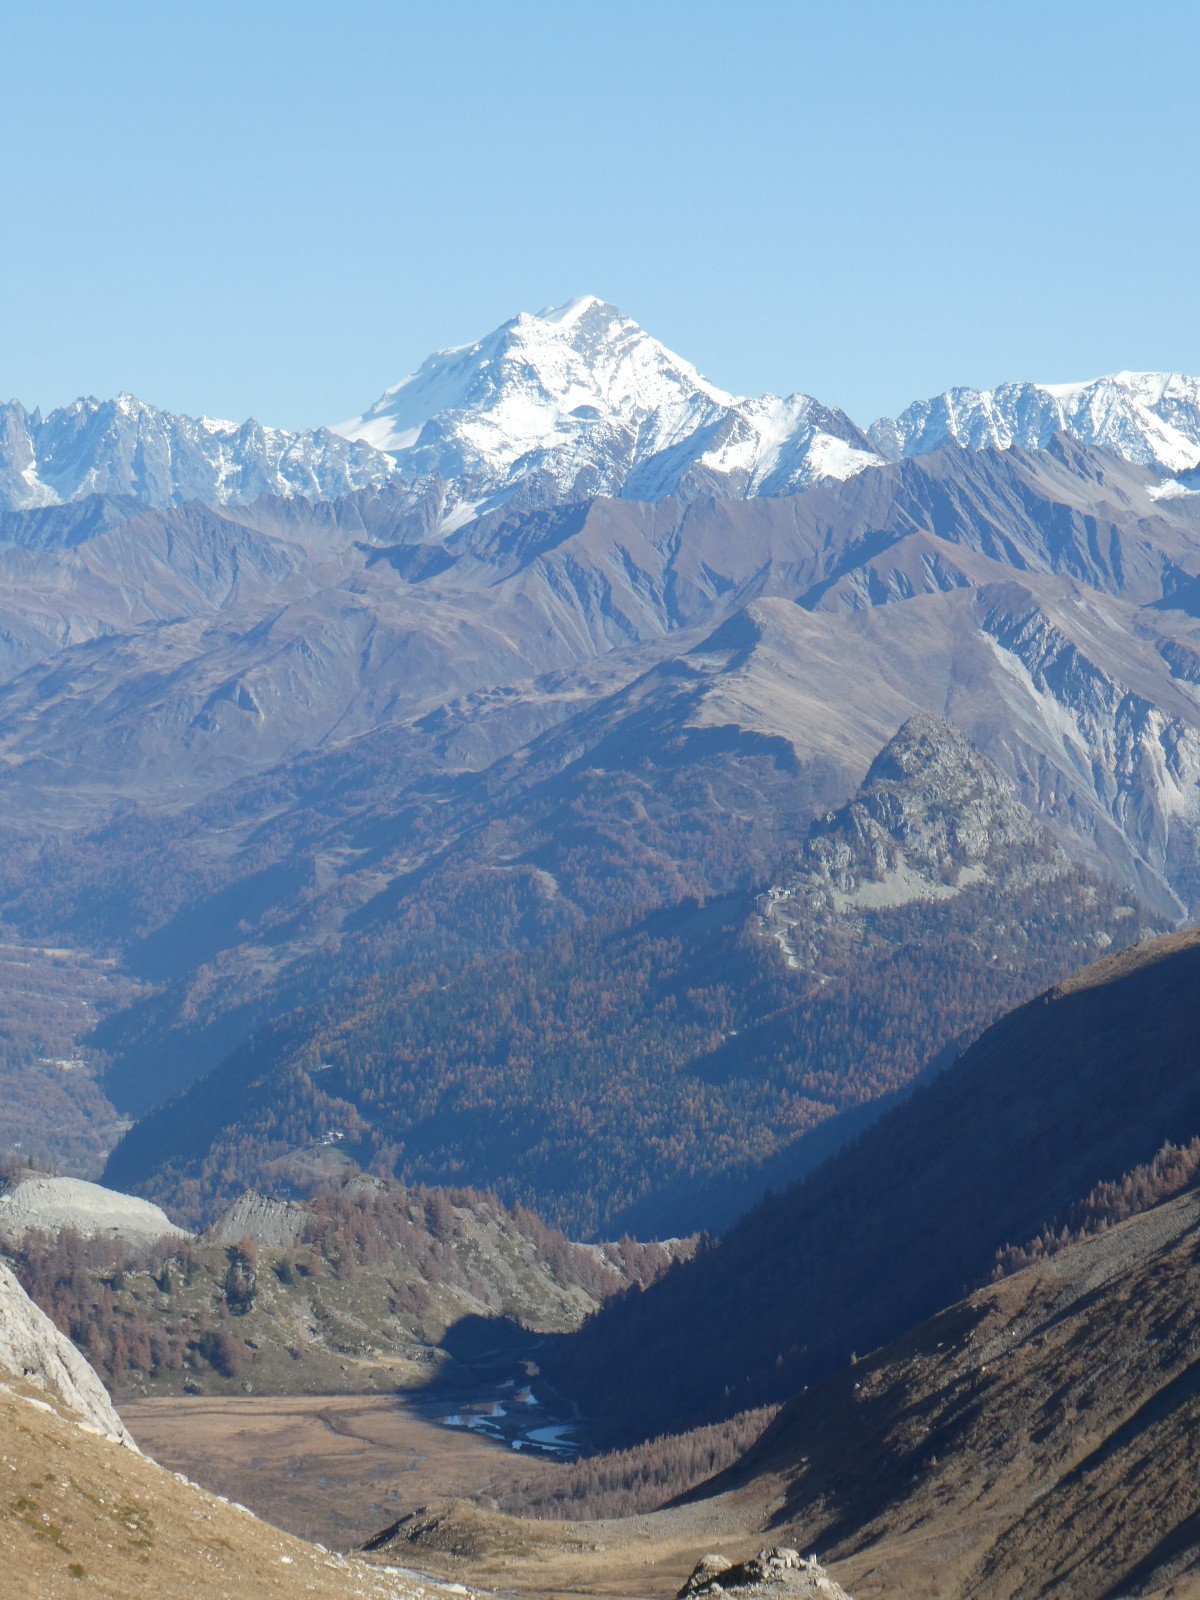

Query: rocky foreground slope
left=0, top=1258, right=131, bottom=1442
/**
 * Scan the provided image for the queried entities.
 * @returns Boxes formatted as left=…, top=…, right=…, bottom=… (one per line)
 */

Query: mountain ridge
left=7, top=297, right=1198, bottom=519
left=871, top=370, right=1200, bottom=476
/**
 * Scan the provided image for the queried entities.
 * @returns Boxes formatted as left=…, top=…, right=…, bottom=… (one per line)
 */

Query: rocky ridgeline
left=679, top=1548, right=850, bottom=1600
left=762, top=712, right=1073, bottom=969
left=0, top=394, right=400, bottom=512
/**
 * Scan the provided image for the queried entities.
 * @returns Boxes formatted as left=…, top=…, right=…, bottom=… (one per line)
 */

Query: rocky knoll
left=761, top=711, right=1075, bottom=970
left=0, top=1173, right=188, bottom=1247
left=207, top=1188, right=308, bottom=1248
left=679, top=1549, right=851, bottom=1600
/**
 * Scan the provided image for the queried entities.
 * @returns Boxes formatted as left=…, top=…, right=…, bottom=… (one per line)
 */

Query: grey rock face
left=678, top=1549, right=851, bottom=1600
left=761, top=713, right=1081, bottom=968
left=0, top=1260, right=134, bottom=1444
left=782, top=712, right=1061, bottom=897
left=207, top=1190, right=308, bottom=1249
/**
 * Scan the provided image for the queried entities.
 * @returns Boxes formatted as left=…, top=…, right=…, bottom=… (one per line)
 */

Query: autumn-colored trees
left=112, top=863, right=1150, bottom=1237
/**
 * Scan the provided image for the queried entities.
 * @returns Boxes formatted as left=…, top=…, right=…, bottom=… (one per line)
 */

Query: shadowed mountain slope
left=543, top=929, right=1200, bottom=1443
left=379, top=1191, right=1200, bottom=1600
left=708, top=1185, right=1200, bottom=1600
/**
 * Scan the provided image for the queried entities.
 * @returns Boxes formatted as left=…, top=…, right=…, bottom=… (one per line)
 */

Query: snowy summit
left=2, top=299, right=1199, bottom=520
left=333, top=295, right=880, bottom=523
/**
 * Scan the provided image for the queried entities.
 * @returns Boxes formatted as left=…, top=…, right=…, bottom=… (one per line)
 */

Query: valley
left=117, top=1391, right=568, bottom=1551
left=11, top=5, right=1200, bottom=1594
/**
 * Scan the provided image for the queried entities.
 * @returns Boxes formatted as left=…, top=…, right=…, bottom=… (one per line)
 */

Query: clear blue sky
left=3, top=0, right=1197, bottom=431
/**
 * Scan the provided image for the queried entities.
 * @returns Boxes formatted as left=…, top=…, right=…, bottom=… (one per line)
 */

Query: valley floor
left=117, top=1390, right=769, bottom=1599
left=118, top=1390, right=563, bottom=1550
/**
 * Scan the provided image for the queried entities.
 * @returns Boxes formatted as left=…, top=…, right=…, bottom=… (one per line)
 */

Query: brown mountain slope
left=0, top=1258, right=475, bottom=1600
left=716, top=1185, right=1200, bottom=1600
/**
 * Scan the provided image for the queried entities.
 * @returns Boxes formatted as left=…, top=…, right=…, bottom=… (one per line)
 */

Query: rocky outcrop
left=761, top=712, right=1086, bottom=970
left=0, top=1259, right=133, bottom=1444
left=0, top=1174, right=187, bottom=1247
left=679, top=1549, right=850, bottom=1600
left=208, top=1189, right=308, bottom=1249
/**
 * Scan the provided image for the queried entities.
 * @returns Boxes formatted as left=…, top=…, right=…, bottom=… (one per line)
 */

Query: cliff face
left=0, top=1259, right=133, bottom=1444
left=760, top=711, right=1079, bottom=970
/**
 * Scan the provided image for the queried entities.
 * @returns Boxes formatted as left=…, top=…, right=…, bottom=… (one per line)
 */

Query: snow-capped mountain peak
left=336, top=296, right=733, bottom=469
left=333, top=296, right=878, bottom=517
left=871, top=371, right=1200, bottom=476
left=537, top=292, right=604, bottom=325
left=1, top=297, right=882, bottom=519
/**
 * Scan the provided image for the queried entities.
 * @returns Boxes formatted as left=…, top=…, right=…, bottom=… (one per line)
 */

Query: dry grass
left=0, top=1377, right=476, bottom=1600
left=119, top=1390, right=563, bottom=1550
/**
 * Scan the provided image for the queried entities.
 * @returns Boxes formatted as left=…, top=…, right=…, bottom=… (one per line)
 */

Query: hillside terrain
left=100, top=718, right=1154, bottom=1235
left=13, top=945, right=1200, bottom=1600
left=544, top=929, right=1200, bottom=1440
left=0, top=1260, right=475, bottom=1600
left=0, top=937, right=139, bottom=1173
left=1, top=407, right=1199, bottom=1199
left=0, top=428, right=1196, bottom=1180
left=731, top=1189, right=1200, bottom=1600
left=3, top=1169, right=677, bottom=1401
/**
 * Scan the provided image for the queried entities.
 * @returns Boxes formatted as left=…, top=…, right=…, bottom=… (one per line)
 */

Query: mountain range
left=3, top=296, right=1200, bottom=1225
left=9, top=296, right=1200, bottom=1600
left=4, top=297, right=1199, bottom=521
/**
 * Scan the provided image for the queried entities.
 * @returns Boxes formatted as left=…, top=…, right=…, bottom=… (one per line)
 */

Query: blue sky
left=3, top=0, right=1197, bottom=430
